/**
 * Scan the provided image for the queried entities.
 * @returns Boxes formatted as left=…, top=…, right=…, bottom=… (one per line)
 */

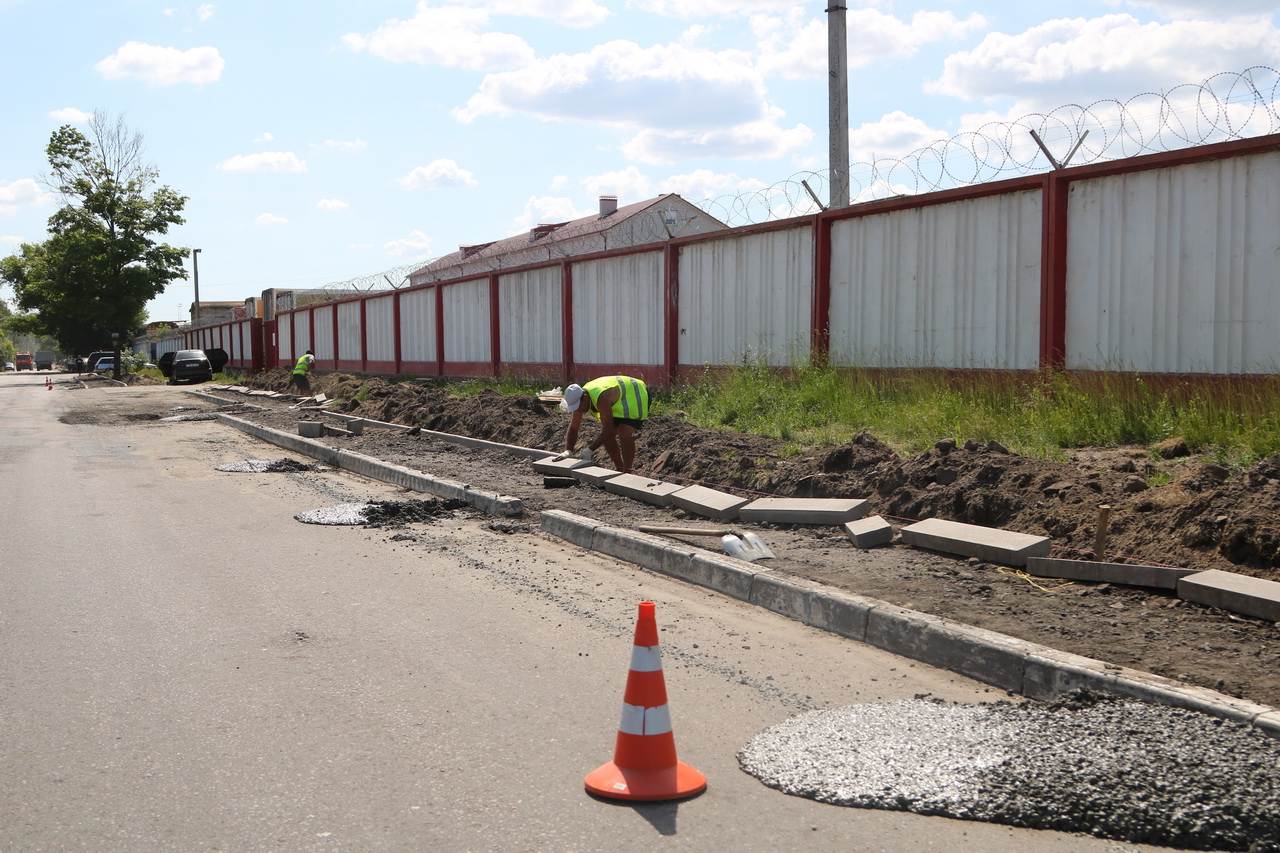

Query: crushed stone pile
left=160, top=412, right=220, bottom=422
left=738, top=691, right=1280, bottom=851
left=215, top=458, right=325, bottom=473
left=294, top=498, right=467, bottom=526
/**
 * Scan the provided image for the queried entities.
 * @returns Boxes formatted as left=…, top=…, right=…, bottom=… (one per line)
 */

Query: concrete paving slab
left=298, top=421, right=323, bottom=438
left=738, top=497, right=869, bottom=525
left=900, top=518, right=1050, bottom=566
left=670, top=484, right=749, bottom=521
left=531, top=455, right=589, bottom=475
left=1177, top=569, right=1280, bottom=622
left=602, top=473, right=684, bottom=507
left=568, top=465, right=621, bottom=486
left=1025, top=557, right=1195, bottom=590
left=844, top=515, right=893, bottom=548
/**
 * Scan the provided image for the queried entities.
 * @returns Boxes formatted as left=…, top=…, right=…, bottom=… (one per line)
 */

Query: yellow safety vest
left=292, top=354, right=312, bottom=376
left=583, top=376, right=648, bottom=421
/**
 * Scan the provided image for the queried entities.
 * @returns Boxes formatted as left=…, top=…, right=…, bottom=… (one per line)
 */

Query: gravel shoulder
left=230, top=401, right=1280, bottom=709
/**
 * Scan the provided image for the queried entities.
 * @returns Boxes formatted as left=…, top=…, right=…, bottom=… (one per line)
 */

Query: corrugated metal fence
left=184, top=135, right=1280, bottom=381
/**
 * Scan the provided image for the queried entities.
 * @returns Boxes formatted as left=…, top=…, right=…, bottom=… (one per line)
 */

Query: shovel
left=637, top=525, right=776, bottom=563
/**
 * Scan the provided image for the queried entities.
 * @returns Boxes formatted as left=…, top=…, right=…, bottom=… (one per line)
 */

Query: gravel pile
left=294, top=499, right=467, bottom=527
left=216, top=458, right=325, bottom=473
left=738, top=692, right=1280, bottom=851
left=160, top=412, right=220, bottom=422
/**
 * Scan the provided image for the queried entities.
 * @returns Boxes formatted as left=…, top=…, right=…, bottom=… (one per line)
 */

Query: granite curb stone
left=532, top=455, right=590, bottom=475
left=568, top=465, right=621, bottom=486
left=602, top=473, right=684, bottom=506
left=1026, top=556, right=1195, bottom=590
left=901, top=518, right=1050, bottom=566
left=844, top=515, right=893, bottom=548
left=1177, top=569, right=1280, bottom=622
left=739, top=497, right=869, bottom=525
left=670, top=484, right=749, bottom=521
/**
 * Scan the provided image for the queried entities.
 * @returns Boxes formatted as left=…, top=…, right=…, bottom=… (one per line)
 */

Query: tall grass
left=662, top=365, right=1280, bottom=466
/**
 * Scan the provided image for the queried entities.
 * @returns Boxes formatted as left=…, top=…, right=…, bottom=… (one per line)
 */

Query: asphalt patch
left=738, top=691, right=1280, bottom=851
left=294, top=498, right=467, bottom=527
left=216, top=458, right=327, bottom=473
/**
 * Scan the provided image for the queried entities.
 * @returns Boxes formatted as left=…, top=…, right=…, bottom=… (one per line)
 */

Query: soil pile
left=361, top=498, right=468, bottom=527
left=243, top=369, right=1280, bottom=576
left=216, top=458, right=324, bottom=473
left=739, top=691, right=1280, bottom=851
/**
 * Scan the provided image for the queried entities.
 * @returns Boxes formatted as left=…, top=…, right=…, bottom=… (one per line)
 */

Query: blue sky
left=1, top=0, right=1277, bottom=322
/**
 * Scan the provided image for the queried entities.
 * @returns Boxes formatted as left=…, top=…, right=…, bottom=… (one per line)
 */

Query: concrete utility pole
left=827, top=0, right=850, bottom=209
left=191, top=248, right=202, bottom=327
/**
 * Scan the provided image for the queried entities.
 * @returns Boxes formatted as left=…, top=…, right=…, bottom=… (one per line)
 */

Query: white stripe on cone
left=618, top=703, right=673, bottom=736
left=629, top=645, right=662, bottom=672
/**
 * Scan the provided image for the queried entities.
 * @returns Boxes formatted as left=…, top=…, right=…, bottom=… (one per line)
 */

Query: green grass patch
left=445, top=377, right=547, bottom=398
left=663, top=364, right=1280, bottom=466
left=134, top=366, right=165, bottom=380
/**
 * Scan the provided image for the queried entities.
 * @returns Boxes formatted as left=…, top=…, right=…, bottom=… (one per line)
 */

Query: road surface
left=0, top=375, right=1156, bottom=851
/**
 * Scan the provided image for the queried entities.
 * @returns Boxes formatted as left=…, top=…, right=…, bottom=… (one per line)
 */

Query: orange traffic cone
left=45, top=377, right=52, bottom=390
left=585, top=601, right=707, bottom=802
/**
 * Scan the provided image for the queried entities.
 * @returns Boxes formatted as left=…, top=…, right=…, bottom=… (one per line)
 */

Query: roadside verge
left=217, top=413, right=524, bottom=517
left=541, top=509, right=1280, bottom=739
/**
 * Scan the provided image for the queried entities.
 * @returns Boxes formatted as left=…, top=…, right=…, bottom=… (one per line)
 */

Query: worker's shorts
left=615, top=417, right=644, bottom=432
left=289, top=373, right=311, bottom=392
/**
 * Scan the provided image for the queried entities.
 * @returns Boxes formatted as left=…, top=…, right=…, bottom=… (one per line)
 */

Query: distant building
left=190, top=301, right=242, bottom=326
left=410, top=194, right=724, bottom=285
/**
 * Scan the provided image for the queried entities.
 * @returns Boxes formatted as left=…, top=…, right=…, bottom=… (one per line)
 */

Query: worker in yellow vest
left=289, top=350, right=316, bottom=393
left=562, top=375, right=650, bottom=474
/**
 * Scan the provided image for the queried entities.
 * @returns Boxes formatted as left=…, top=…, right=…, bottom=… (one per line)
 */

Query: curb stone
left=538, top=509, right=1279, bottom=738
left=184, top=389, right=262, bottom=409
left=217, top=414, right=523, bottom=517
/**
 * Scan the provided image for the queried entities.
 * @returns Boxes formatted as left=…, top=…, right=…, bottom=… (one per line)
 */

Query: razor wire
left=319, top=257, right=434, bottom=294
left=696, top=66, right=1280, bottom=226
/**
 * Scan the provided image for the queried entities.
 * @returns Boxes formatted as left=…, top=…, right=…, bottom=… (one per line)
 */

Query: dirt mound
left=361, top=498, right=468, bottom=527
left=241, top=369, right=1280, bottom=577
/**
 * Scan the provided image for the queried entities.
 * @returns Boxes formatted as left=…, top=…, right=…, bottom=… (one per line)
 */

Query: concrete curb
left=539, top=509, right=1279, bottom=738
left=217, top=414, right=524, bottom=517
left=185, top=389, right=262, bottom=409
left=317, top=411, right=550, bottom=459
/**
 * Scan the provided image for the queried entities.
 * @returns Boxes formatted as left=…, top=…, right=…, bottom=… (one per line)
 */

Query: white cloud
left=1119, top=0, right=1278, bottom=18
left=342, top=3, right=535, bottom=71
left=197, top=4, right=215, bottom=22
left=95, top=42, right=224, bottom=85
left=512, top=196, right=591, bottom=232
left=622, top=109, right=813, bottom=164
left=459, top=0, right=608, bottom=28
left=753, top=8, right=988, bottom=80
left=0, top=178, right=50, bottom=216
left=254, top=131, right=274, bottom=143
left=399, top=159, right=478, bottom=190
left=0, top=234, right=24, bottom=246
left=627, top=0, right=800, bottom=17
left=255, top=212, right=288, bottom=226
left=930, top=14, right=1280, bottom=101
left=48, top=107, right=92, bottom=123
left=384, top=228, right=432, bottom=257
left=317, top=198, right=350, bottom=211
left=218, top=151, right=308, bottom=173
left=583, top=166, right=651, bottom=201
left=847, top=110, right=950, bottom=163
left=658, top=169, right=767, bottom=200
left=550, top=174, right=569, bottom=190
left=163, top=7, right=175, bottom=16
left=318, top=138, right=367, bottom=152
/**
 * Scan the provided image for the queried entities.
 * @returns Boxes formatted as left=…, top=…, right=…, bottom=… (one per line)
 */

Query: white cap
left=562, top=383, right=585, bottom=413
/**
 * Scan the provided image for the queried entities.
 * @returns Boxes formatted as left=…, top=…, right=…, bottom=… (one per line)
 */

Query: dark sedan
left=169, top=350, right=213, bottom=383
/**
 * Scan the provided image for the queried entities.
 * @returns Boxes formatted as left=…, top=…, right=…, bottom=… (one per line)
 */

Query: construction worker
left=289, top=349, right=316, bottom=393
left=562, top=375, right=649, bottom=474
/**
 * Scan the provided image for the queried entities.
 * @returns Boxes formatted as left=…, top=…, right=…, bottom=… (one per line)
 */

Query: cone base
left=584, top=760, right=707, bottom=802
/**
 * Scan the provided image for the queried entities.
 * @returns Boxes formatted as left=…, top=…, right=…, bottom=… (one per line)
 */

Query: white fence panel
left=294, top=311, right=311, bottom=356
left=679, top=226, right=813, bottom=366
left=830, top=190, right=1042, bottom=369
left=499, top=267, right=561, bottom=363
left=240, top=320, right=252, bottom=362
left=228, top=323, right=239, bottom=361
left=399, top=288, right=436, bottom=364
left=443, top=279, right=490, bottom=363
left=366, top=295, right=395, bottom=364
left=279, top=314, right=293, bottom=363
left=573, top=253, right=664, bottom=365
left=312, top=305, right=335, bottom=360
left=1066, top=151, right=1280, bottom=373
left=337, top=301, right=361, bottom=362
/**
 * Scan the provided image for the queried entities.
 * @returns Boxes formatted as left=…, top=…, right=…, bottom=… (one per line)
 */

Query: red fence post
left=1039, top=173, right=1069, bottom=369
left=489, top=274, right=501, bottom=378
left=359, top=298, right=368, bottom=373
left=434, top=285, right=445, bottom=376
left=393, top=291, right=402, bottom=374
left=811, top=213, right=832, bottom=366
left=662, top=243, right=679, bottom=387
left=561, top=262, right=573, bottom=385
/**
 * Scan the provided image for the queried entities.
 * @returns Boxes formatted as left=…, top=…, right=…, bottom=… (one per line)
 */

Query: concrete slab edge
left=184, top=389, right=262, bottom=409
left=217, top=414, right=524, bottom=517
left=537, top=508, right=1278, bottom=738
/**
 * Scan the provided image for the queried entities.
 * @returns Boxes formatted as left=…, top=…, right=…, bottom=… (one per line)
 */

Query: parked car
left=84, top=351, right=113, bottom=373
left=169, top=350, right=213, bottom=384
left=35, top=350, right=56, bottom=370
left=3, top=362, right=14, bottom=372
left=93, top=357, right=116, bottom=375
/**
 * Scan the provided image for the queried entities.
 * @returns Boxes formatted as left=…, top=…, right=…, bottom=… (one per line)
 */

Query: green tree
left=0, top=299, right=15, bottom=364
left=0, top=113, right=188, bottom=378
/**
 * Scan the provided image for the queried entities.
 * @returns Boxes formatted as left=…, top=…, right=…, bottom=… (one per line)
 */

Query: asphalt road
left=0, top=375, right=1161, bottom=852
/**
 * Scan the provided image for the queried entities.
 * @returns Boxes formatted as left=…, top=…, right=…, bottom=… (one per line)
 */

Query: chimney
left=598, top=195, right=618, bottom=218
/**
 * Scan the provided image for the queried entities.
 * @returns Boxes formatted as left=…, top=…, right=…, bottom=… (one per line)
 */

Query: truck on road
left=34, top=350, right=56, bottom=371
left=15, top=353, right=34, bottom=371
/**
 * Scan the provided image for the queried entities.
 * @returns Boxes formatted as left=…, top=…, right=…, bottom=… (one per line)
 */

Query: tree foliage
left=0, top=113, right=187, bottom=368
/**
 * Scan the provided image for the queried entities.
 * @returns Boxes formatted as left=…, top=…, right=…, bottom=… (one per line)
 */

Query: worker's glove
left=579, top=446, right=593, bottom=463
